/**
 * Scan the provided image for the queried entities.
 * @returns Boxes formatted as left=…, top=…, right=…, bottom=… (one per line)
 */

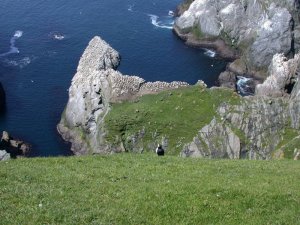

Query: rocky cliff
left=57, top=36, right=188, bottom=155
left=182, top=56, right=300, bottom=159
left=174, top=0, right=300, bottom=80
left=58, top=35, right=300, bottom=159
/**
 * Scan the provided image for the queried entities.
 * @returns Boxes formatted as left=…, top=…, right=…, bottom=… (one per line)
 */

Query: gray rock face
left=218, top=71, right=237, bottom=90
left=0, top=150, right=10, bottom=161
left=58, top=36, right=188, bottom=155
left=182, top=96, right=291, bottom=159
left=181, top=118, right=240, bottom=159
left=175, top=0, right=298, bottom=70
left=249, top=6, right=293, bottom=68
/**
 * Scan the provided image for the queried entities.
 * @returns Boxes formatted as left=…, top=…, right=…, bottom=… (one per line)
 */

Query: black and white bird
left=155, top=144, right=164, bottom=156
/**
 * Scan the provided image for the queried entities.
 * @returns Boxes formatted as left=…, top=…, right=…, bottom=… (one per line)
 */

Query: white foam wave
left=148, top=14, right=174, bottom=30
left=49, top=32, right=65, bottom=41
left=128, top=4, right=134, bottom=12
left=204, top=49, right=216, bottom=58
left=168, top=10, right=174, bottom=17
left=2, top=57, right=31, bottom=68
left=237, top=76, right=254, bottom=96
left=14, top=30, right=23, bottom=38
left=0, top=30, right=23, bottom=57
left=54, top=34, right=65, bottom=40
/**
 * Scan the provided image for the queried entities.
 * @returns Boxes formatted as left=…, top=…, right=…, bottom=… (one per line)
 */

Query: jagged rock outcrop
left=58, top=36, right=188, bottom=155
left=0, top=131, right=31, bottom=157
left=0, top=82, right=5, bottom=112
left=174, top=0, right=299, bottom=80
left=256, top=53, right=300, bottom=97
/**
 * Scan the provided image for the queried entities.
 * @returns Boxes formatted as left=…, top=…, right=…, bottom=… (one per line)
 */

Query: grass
left=104, top=86, right=241, bottom=154
left=0, top=154, right=299, bottom=224
left=191, top=25, right=205, bottom=39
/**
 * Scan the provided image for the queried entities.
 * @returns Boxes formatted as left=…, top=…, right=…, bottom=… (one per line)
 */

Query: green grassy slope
left=1, top=154, right=299, bottom=224
left=105, top=86, right=241, bottom=154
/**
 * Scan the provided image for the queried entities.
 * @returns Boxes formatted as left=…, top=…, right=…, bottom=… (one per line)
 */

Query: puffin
left=156, top=144, right=164, bottom=156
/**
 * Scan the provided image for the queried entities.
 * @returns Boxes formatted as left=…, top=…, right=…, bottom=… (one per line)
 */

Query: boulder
left=0, top=131, right=31, bottom=157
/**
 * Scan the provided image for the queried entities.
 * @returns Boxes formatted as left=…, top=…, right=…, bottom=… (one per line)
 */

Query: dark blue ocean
left=0, top=0, right=227, bottom=156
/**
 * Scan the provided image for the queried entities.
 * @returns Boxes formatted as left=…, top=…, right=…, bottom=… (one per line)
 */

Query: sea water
left=0, top=0, right=227, bottom=156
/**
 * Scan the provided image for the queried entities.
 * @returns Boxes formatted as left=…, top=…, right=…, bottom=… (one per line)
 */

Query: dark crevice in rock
left=289, top=17, right=296, bottom=57
left=285, top=82, right=296, bottom=94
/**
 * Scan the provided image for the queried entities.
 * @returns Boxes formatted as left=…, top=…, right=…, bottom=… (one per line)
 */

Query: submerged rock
left=58, top=36, right=188, bottom=155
